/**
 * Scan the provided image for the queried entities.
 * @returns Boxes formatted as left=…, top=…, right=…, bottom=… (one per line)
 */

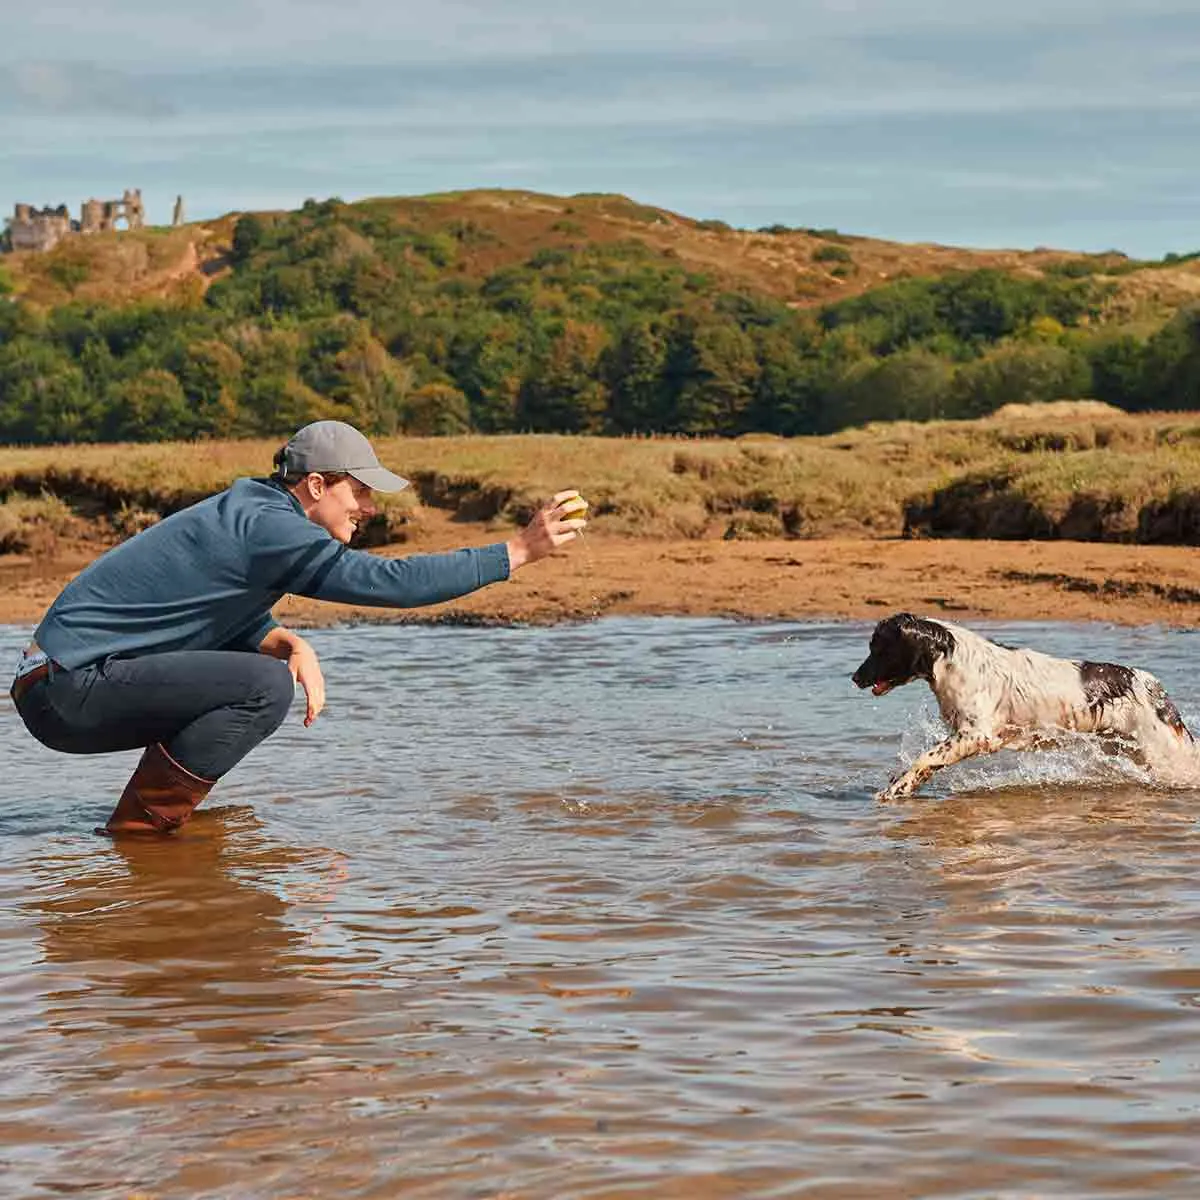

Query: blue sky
left=2, top=0, right=1199, bottom=257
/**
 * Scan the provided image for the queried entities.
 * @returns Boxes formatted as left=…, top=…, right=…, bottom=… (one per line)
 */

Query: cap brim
left=348, top=466, right=409, bottom=493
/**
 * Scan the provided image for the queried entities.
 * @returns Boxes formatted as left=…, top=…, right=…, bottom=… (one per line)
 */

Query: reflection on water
left=2, top=618, right=1200, bottom=1197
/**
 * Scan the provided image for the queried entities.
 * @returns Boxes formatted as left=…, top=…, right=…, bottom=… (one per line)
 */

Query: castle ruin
left=3, top=188, right=148, bottom=253
left=7, top=204, right=73, bottom=253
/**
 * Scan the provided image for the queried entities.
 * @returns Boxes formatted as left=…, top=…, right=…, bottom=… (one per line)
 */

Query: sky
left=2, top=0, right=1199, bottom=258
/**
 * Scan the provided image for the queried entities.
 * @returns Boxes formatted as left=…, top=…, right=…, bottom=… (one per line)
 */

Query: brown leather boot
left=97, top=743, right=216, bottom=835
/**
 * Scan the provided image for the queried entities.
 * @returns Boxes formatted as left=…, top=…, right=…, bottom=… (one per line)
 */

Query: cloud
left=50, top=45, right=1190, bottom=137
left=3, top=0, right=1195, bottom=68
left=4, top=1, right=1197, bottom=130
left=0, top=62, right=176, bottom=117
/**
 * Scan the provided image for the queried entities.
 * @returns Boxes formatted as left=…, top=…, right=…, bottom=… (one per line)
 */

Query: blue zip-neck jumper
left=36, top=477, right=510, bottom=669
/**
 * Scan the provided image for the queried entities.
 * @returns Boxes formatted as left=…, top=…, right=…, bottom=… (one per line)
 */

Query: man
left=9, top=420, right=586, bottom=835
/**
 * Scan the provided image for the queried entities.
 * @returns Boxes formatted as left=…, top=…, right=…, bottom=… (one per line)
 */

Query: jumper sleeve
left=250, top=505, right=511, bottom=608
left=306, top=543, right=512, bottom=607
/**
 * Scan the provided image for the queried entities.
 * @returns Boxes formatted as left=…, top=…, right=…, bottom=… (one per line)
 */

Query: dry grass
left=5, top=407, right=1200, bottom=548
left=6, top=227, right=213, bottom=307
left=0, top=493, right=87, bottom=555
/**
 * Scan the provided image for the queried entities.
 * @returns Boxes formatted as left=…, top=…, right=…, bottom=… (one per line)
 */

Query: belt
left=10, top=663, right=51, bottom=705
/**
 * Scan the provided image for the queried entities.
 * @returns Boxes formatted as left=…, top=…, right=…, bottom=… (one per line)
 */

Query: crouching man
left=9, top=420, right=585, bottom=835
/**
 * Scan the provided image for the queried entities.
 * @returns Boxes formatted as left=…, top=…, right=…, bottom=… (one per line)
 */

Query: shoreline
left=4, top=527, right=1200, bottom=633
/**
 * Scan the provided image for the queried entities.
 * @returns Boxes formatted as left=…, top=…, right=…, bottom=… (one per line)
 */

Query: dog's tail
left=1147, top=677, right=1195, bottom=742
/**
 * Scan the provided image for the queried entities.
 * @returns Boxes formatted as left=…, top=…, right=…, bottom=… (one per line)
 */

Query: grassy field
left=4, top=402, right=1200, bottom=556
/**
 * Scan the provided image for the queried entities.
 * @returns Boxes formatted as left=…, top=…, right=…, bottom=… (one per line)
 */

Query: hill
left=1, top=190, right=1198, bottom=445
left=6, top=188, right=1200, bottom=315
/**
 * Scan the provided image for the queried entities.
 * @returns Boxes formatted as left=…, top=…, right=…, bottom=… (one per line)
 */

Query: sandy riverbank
left=4, top=514, right=1200, bottom=634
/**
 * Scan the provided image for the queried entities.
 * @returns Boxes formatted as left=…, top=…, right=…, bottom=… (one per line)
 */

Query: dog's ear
left=894, top=615, right=956, bottom=678
left=873, top=612, right=915, bottom=640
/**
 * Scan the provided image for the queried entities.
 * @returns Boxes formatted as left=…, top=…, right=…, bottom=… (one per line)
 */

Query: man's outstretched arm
left=283, top=491, right=586, bottom=608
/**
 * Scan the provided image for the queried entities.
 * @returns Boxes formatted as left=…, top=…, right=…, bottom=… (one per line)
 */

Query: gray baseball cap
left=276, top=421, right=408, bottom=492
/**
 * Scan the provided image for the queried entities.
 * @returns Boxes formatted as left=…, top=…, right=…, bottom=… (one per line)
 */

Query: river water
left=2, top=617, right=1199, bottom=1198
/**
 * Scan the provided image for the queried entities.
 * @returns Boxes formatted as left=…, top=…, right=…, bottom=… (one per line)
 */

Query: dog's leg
left=877, top=730, right=998, bottom=801
left=1099, top=736, right=1147, bottom=770
left=878, top=726, right=1068, bottom=801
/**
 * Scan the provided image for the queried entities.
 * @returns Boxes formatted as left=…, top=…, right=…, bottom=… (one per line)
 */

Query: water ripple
left=2, top=618, right=1199, bottom=1197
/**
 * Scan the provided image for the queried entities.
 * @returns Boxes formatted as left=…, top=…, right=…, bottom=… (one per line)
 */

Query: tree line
left=1, top=197, right=1197, bottom=444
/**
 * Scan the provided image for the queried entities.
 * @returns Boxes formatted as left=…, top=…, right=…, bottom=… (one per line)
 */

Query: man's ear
left=305, top=472, right=326, bottom=500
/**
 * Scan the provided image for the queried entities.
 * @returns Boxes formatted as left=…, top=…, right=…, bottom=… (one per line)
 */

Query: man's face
left=308, top=475, right=377, bottom=543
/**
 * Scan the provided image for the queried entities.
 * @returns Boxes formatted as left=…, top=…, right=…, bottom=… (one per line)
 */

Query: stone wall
left=6, top=205, right=73, bottom=252
left=79, top=188, right=145, bottom=234
left=4, top=187, right=150, bottom=252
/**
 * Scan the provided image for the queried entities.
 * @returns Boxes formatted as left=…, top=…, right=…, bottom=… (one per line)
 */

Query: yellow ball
left=562, top=497, right=589, bottom=519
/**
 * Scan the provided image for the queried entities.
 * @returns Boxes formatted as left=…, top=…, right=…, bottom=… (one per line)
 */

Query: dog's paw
left=876, top=778, right=915, bottom=802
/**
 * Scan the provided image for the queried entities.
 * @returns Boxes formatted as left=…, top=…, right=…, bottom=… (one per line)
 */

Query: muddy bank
left=904, top=472, right=1200, bottom=543
left=4, top=514, right=1200, bottom=633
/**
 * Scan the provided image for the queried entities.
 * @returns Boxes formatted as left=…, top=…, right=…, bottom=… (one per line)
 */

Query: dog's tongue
left=872, top=681, right=893, bottom=696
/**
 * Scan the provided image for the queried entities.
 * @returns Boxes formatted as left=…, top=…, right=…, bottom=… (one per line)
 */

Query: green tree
left=232, top=214, right=267, bottom=265
left=603, top=320, right=668, bottom=432
left=102, top=369, right=195, bottom=441
left=447, top=315, right=528, bottom=432
left=174, top=339, right=245, bottom=435
left=1088, top=332, right=1147, bottom=409
left=242, top=374, right=338, bottom=435
left=834, top=348, right=955, bottom=427
left=301, top=318, right=413, bottom=433
left=517, top=320, right=609, bottom=432
left=1140, top=306, right=1200, bottom=410
left=78, top=337, right=117, bottom=393
left=402, top=382, right=473, bottom=435
left=747, top=326, right=823, bottom=434
left=662, top=315, right=759, bottom=434
left=0, top=341, right=98, bottom=442
left=950, top=342, right=1092, bottom=416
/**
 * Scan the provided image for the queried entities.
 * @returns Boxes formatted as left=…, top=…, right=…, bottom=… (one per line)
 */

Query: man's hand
left=288, top=639, right=326, bottom=727
left=506, top=489, right=587, bottom=574
left=259, top=627, right=326, bottom=726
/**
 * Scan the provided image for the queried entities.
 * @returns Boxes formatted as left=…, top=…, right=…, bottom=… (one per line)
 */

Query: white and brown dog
left=852, top=613, right=1197, bottom=800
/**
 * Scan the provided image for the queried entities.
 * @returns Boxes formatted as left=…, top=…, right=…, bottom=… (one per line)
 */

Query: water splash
left=894, top=706, right=1160, bottom=795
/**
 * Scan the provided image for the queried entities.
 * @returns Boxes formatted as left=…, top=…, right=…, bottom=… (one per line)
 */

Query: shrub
left=402, top=383, right=473, bottom=435
left=814, top=244, right=853, bottom=265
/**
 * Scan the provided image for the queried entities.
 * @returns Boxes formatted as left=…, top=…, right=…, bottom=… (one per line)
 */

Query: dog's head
left=852, top=613, right=956, bottom=697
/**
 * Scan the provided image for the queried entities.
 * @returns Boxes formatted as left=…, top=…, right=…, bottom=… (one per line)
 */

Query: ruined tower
left=79, top=198, right=105, bottom=234
left=122, top=188, right=145, bottom=230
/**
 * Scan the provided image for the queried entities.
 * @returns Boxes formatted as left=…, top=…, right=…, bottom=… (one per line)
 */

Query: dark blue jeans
left=13, top=651, right=295, bottom=780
